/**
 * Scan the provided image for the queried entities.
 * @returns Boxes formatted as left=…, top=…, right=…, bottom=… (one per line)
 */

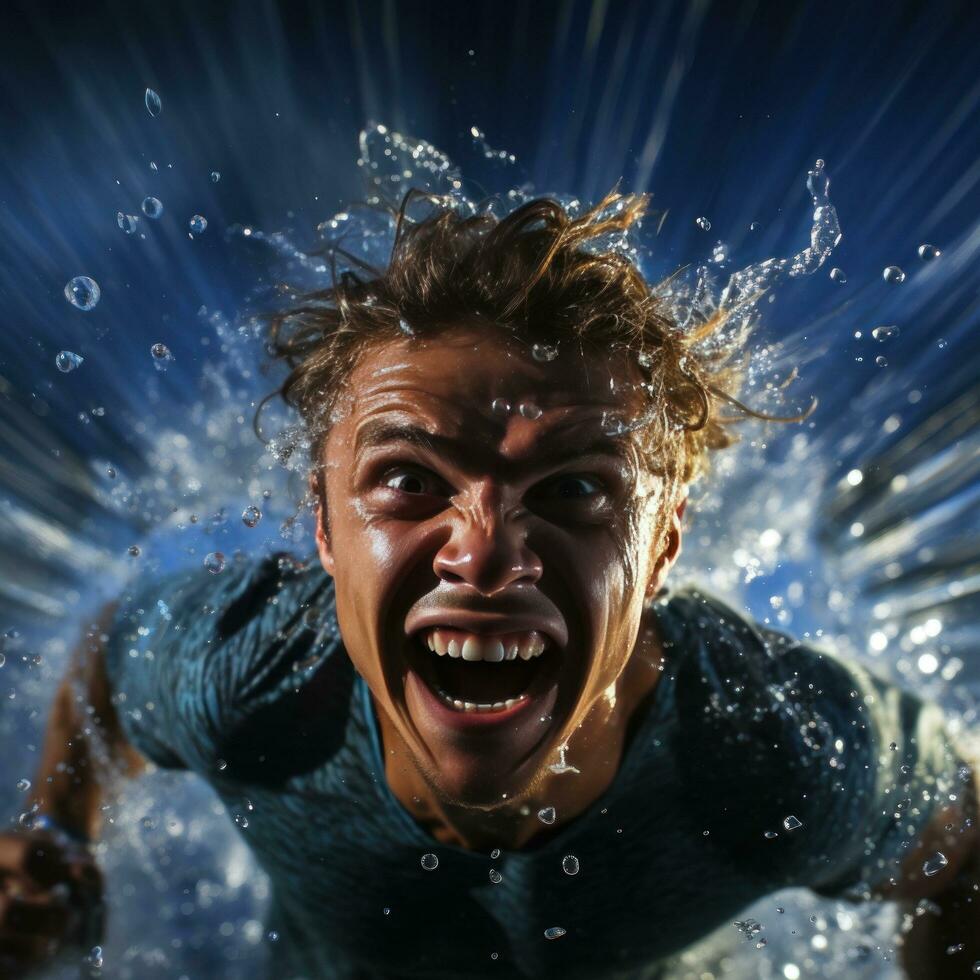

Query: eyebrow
left=353, top=419, right=634, bottom=472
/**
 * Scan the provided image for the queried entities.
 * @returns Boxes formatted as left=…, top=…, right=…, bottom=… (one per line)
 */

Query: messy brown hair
left=263, top=188, right=805, bottom=507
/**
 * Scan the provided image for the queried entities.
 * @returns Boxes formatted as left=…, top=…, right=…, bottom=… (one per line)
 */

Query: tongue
left=430, top=656, right=542, bottom=703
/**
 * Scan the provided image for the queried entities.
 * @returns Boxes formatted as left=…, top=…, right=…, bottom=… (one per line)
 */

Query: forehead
left=341, top=325, right=642, bottom=438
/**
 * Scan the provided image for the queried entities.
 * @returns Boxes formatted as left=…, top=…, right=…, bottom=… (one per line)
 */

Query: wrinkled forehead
left=341, top=326, right=644, bottom=431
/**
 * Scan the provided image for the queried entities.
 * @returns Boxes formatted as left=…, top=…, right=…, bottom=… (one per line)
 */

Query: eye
left=383, top=467, right=446, bottom=496
left=540, top=474, right=606, bottom=499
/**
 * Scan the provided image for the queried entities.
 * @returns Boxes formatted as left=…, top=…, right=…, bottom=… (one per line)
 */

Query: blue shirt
left=105, top=553, right=964, bottom=979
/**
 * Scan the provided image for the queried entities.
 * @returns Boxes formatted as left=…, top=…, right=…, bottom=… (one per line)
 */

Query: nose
left=433, top=501, right=543, bottom=595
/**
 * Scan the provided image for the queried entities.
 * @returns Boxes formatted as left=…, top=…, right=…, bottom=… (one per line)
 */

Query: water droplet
left=531, top=343, right=558, bottom=362
left=56, top=350, right=84, bottom=373
left=490, top=848, right=500, bottom=859
left=561, top=854, right=580, bottom=875
left=210, top=170, right=221, bottom=183
left=242, top=505, right=262, bottom=528
left=382, top=907, right=390, bottom=916
left=518, top=402, right=542, bottom=420
left=875, top=355, right=888, bottom=367
left=829, top=267, right=847, bottom=284
left=128, top=545, right=141, bottom=557
left=806, top=161, right=830, bottom=202
left=489, top=869, right=502, bottom=884
left=234, top=813, right=249, bottom=829
left=85, top=945, right=104, bottom=969
left=917, top=243, right=941, bottom=261
left=695, top=216, right=711, bottom=231
left=266, top=930, right=279, bottom=942
left=64, top=276, right=101, bottom=311
left=150, top=343, right=173, bottom=370
left=116, top=211, right=139, bottom=234
left=782, top=815, right=802, bottom=831
left=544, top=926, right=566, bottom=940
left=142, top=196, right=164, bottom=219
left=204, top=552, right=226, bottom=575
left=16, top=778, right=30, bottom=791
left=420, top=852, right=439, bottom=870
left=189, top=214, right=208, bottom=235
left=749, top=221, right=761, bottom=231
left=491, top=398, right=511, bottom=415
left=537, top=806, right=556, bottom=825
left=882, top=266, right=905, bottom=284
left=871, top=325, right=900, bottom=341
left=923, top=852, right=948, bottom=877
left=144, top=88, right=161, bottom=116
left=216, top=758, right=228, bottom=771
left=764, top=830, right=778, bottom=839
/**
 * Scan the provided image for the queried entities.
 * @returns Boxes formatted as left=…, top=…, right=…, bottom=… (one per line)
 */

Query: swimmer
left=2, top=190, right=976, bottom=979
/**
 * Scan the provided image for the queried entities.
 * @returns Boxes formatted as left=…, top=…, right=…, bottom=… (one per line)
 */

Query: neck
left=376, top=606, right=665, bottom=852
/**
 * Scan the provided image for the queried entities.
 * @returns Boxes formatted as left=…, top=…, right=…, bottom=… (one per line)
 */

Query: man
left=1, top=190, right=977, bottom=979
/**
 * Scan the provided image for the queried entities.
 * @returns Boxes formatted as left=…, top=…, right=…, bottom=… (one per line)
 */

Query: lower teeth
left=435, top=688, right=527, bottom=713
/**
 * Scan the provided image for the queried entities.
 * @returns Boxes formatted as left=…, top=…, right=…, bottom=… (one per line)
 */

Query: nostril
left=439, top=570, right=465, bottom=584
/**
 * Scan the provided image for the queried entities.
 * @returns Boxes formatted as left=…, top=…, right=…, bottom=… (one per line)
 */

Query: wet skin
left=314, top=325, right=685, bottom=851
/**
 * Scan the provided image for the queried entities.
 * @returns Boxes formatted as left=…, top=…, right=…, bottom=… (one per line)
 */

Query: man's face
left=315, top=324, right=681, bottom=807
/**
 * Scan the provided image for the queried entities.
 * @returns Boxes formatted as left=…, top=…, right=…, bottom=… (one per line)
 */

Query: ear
left=645, top=496, right=686, bottom=599
left=310, top=470, right=336, bottom=578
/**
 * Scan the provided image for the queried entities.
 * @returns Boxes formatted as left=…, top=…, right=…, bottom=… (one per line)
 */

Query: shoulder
left=658, top=585, right=882, bottom=885
left=107, top=552, right=334, bottom=678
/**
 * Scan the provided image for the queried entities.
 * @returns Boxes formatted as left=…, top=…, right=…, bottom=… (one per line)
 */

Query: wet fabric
left=105, top=554, right=965, bottom=980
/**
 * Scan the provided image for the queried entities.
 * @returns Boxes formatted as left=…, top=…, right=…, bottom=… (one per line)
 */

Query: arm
left=25, top=603, right=148, bottom=842
left=883, top=760, right=980, bottom=979
left=0, top=605, right=148, bottom=975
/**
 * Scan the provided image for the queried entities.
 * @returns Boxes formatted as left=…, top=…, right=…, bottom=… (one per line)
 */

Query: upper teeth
left=423, top=629, right=547, bottom=662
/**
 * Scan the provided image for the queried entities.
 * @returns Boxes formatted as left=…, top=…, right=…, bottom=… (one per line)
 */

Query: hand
left=0, top=828, right=103, bottom=977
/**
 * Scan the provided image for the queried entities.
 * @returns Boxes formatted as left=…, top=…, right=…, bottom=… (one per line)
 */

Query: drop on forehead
left=347, top=326, right=642, bottom=419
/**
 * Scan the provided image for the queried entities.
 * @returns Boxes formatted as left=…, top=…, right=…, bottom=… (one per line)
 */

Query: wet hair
left=262, top=188, right=807, bottom=511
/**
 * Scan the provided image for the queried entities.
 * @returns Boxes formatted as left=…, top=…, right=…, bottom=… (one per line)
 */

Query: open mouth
left=405, top=627, right=561, bottom=716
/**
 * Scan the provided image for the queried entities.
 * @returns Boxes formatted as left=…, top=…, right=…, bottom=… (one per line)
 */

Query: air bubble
left=189, top=214, right=208, bottom=235
left=56, top=351, right=84, bottom=373
left=64, top=276, right=101, bottom=311
left=695, top=216, right=711, bottom=231
left=242, top=505, right=262, bottom=528
left=882, top=266, right=905, bottom=284
left=531, top=343, right=558, bottom=362
left=210, top=171, right=221, bottom=183
left=764, top=830, right=778, bottom=839
left=490, top=848, right=500, bottom=859
left=150, top=343, right=173, bottom=369
left=782, top=815, right=802, bottom=831
left=128, top=545, right=141, bottom=557
left=144, top=88, right=162, bottom=116
left=923, top=852, right=948, bottom=877
left=829, top=267, right=846, bottom=284
left=16, top=778, right=30, bottom=791
left=917, top=243, right=940, bottom=261
left=116, top=212, right=139, bottom=234
left=142, top=196, right=163, bottom=219
left=562, top=854, right=579, bottom=875
left=871, top=325, right=899, bottom=341
left=489, top=869, right=502, bottom=884
left=537, top=806, right=556, bottom=824
left=204, top=552, right=226, bottom=574
left=544, top=927, right=567, bottom=940
left=518, top=403, right=542, bottom=420
left=491, top=398, right=511, bottom=415
left=420, top=853, right=439, bottom=871
left=876, top=356, right=888, bottom=367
